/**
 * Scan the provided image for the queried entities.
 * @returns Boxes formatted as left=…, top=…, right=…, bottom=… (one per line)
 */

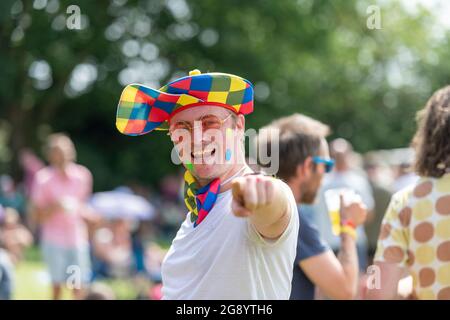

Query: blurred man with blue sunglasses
left=312, top=156, right=335, bottom=173
left=258, top=113, right=367, bottom=300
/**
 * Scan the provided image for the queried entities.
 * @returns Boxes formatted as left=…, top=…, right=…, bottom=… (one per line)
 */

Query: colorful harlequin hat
left=116, top=69, right=254, bottom=136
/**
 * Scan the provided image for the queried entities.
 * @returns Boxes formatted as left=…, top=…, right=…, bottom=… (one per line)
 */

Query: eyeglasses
left=312, top=156, right=335, bottom=173
left=168, top=113, right=233, bottom=137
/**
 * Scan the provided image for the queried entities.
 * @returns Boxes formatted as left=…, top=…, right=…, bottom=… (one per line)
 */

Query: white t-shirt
left=161, top=181, right=299, bottom=300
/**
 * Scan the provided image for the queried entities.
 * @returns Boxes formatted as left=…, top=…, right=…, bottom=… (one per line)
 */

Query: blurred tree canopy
left=0, top=0, right=449, bottom=190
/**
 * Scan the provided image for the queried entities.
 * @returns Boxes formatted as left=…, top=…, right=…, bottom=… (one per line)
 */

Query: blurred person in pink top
left=31, top=133, right=96, bottom=300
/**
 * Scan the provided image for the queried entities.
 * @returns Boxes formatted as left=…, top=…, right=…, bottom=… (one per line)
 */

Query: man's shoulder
left=70, top=163, right=92, bottom=180
left=296, top=206, right=330, bottom=260
left=297, top=207, right=321, bottom=238
left=298, top=207, right=315, bottom=226
left=392, top=184, right=414, bottom=205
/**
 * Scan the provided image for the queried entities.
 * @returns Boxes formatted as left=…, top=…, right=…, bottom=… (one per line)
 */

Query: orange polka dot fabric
left=374, top=173, right=450, bottom=300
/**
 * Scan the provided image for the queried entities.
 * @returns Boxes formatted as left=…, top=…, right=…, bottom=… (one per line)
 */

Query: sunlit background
left=0, top=0, right=449, bottom=299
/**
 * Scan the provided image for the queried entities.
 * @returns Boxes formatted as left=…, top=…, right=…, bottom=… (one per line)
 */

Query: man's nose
left=192, top=122, right=204, bottom=142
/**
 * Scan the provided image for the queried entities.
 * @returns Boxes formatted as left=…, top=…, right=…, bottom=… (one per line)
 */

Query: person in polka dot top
left=367, top=85, right=450, bottom=300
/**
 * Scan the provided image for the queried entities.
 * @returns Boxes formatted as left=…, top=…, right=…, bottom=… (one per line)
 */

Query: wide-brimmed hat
left=116, top=69, right=254, bottom=136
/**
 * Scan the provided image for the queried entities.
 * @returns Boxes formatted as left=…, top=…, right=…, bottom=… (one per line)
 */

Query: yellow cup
left=324, top=188, right=360, bottom=236
left=329, top=209, right=341, bottom=235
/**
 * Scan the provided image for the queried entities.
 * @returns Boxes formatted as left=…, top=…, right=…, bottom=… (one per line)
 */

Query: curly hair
left=412, top=85, right=450, bottom=178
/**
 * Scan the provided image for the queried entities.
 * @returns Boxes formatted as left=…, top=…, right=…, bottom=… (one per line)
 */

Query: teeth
left=192, top=151, right=205, bottom=157
left=192, top=148, right=215, bottom=158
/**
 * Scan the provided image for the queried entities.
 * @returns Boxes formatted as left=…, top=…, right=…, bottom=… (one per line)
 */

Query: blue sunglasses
left=312, top=156, right=335, bottom=173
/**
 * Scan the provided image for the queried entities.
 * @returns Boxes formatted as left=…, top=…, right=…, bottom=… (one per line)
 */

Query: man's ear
left=236, top=114, right=245, bottom=131
left=234, top=114, right=245, bottom=143
left=302, top=157, right=314, bottom=179
left=295, top=159, right=309, bottom=181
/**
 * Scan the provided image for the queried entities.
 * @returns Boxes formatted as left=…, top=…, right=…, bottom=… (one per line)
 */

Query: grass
left=13, top=246, right=140, bottom=300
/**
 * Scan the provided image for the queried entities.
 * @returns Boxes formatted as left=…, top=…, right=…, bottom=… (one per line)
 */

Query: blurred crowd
left=309, top=142, right=420, bottom=267
left=0, top=134, right=187, bottom=300
left=0, top=134, right=420, bottom=300
left=0, top=86, right=448, bottom=300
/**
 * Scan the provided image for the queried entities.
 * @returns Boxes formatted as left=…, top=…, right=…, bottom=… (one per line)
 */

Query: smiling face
left=169, top=105, right=245, bottom=184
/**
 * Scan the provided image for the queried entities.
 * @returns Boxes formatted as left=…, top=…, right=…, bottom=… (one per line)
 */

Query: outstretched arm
left=231, top=175, right=291, bottom=239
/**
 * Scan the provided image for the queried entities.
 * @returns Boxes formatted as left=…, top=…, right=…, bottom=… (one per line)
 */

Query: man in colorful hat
left=116, top=70, right=299, bottom=299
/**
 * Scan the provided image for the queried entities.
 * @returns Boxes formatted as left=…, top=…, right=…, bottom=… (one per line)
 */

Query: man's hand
left=34, top=201, right=65, bottom=224
left=231, top=174, right=275, bottom=216
left=339, top=195, right=367, bottom=226
left=231, top=175, right=290, bottom=239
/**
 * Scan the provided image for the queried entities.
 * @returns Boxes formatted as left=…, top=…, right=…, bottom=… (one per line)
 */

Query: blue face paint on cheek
left=225, top=149, right=232, bottom=161
left=225, top=128, right=233, bottom=162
